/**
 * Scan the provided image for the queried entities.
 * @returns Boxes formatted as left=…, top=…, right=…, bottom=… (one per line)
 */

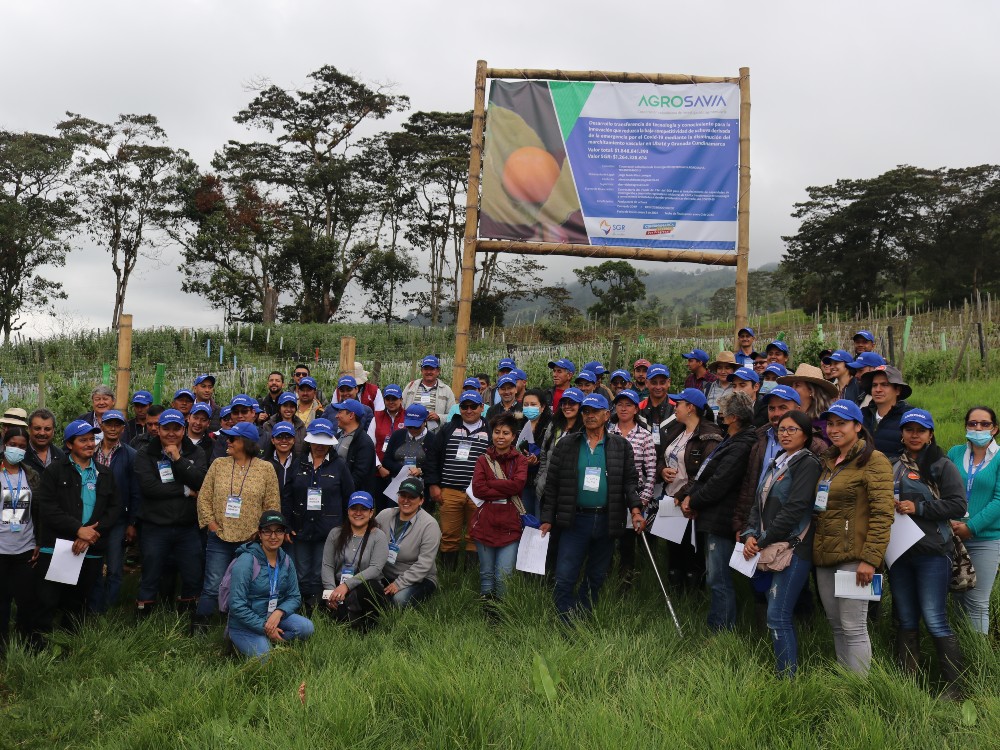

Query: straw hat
left=777, top=364, right=839, bottom=398
left=0, top=408, right=28, bottom=428
left=353, top=361, right=368, bottom=385
left=709, top=351, right=737, bottom=371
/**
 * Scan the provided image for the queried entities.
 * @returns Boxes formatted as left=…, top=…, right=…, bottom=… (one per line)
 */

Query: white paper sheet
left=834, top=571, right=883, bottom=600
left=729, top=543, right=760, bottom=577
left=515, top=526, right=550, bottom=575
left=649, top=513, right=691, bottom=544
left=884, top=512, right=925, bottom=568
left=657, top=496, right=684, bottom=517
left=382, top=467, right=411, bottom=502
left=466, top=484, right=484, bottom=508
left=45, top=538, right=86, bottom=585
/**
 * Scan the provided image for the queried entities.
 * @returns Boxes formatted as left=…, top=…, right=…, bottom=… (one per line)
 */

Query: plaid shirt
left=609, top=422, right=657, bottom=505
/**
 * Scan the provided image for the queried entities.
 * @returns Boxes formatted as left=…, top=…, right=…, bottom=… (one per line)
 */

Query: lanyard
left=667, top=430, right=693, bottom=464
left=2, top=468, right=24, bottom=509
left=268, top=560, right=280, bottom=599
left=967, top=453, right=987, bottom=496
left=390, top=515, right=411, bottom=545
left=229, top=457, right=254, bottom=498
left=346, top=535, right=365, bottom=569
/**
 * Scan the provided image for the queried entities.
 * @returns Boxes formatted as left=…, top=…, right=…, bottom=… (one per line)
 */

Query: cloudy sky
left=3, top=0, right=997, bottom=337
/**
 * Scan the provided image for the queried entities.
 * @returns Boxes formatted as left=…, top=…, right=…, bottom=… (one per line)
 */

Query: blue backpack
left=218, top=552, right=291, bottom=613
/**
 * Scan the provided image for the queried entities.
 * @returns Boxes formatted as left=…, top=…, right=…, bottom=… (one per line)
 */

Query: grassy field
left=2, top=380, right=999, bottom=749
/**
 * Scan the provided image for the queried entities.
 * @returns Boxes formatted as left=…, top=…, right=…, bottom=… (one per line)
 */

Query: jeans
left=816, top=563, right=872, bottom=674
left=196, top=532, right=242, bottom=616
left=389, top=578, right=436, bottom=609
left=138, top=523, right=205, bottom=602
left=439, top=487, right=476, bottom=552
left=475, top=540, right=519, bottom=597
left=522, top=483, right=539, bottom=517
left=954, top=538, right=1000, bottom=634
left=228, top=613, right=314, bottom=659
left=889, top=552, right=954, bottom=637
left=553, top=510, right=614, bottom=619
left=705, top=534, right=737, bottom=631
left=765, top=553, right=813, bottom=677
left=88, top=519, right=127, bottom=613
left=285, top=539, right=324, bottom=597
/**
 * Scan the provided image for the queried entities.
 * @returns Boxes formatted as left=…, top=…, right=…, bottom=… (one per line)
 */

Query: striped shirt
left=609, top=422, right=657, bottom=505
left=440, top=421, right=490, bottom=489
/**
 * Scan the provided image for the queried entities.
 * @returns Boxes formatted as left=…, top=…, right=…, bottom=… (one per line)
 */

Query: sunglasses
left=459, top=403, right=479, bottom=410
left=967, top=421, right=994, bottom=429
left=259, top=528, right=285, bottom=537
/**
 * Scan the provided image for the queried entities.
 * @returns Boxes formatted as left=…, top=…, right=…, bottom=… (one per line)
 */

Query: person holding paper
left=948, top=405, right=1000, bottom=635
left=890, top=409, right=966, bottom=699
left=281, top=419, right=355, bottom=615
left=375, top=477, right=441, bottom=608
left=0, top=426, right=41, bottom=649
left=381, top=404, right=435, bottom=511
left=32, top=420, right=120, bottom=641
left=812, top=400, right=893, bottom=674
left=740, top=411, right=822, bottom=676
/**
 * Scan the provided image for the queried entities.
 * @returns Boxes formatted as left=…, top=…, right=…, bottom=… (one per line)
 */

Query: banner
left=480, top=80, right=740, bottom=250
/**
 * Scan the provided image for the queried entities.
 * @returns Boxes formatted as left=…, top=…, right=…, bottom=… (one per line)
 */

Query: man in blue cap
left=485, top=374, right=524, bottom=429
left=186, top=403, right=216, bottom=462
left=209, top=395, right=260, bottom=463
left=289, top=364, right=326, bottom=406
left=765, top=340, right=790, bottom=367
left=844, top=352, right=887, bottom=406
left=372, top=384, right=406, bottom=468
left=171, top=388, right=196, bottom=418
left=326, top=399, right=376, bottom=494
left=295, top=376, right=323, bottom=428
left=126, top=390, right=153, bottom=443
left=192, top=374, right=221, bottom=431
left=683, top=349, right=717, bottom=393
left=327, top=375, right=374, bottom=432
left=734, top=327, right=759, bottom=369
left=401, top=355, right=455, bottom=432
left=638, top=364, right=675, bottom=453
left=547, top=357, right=576, bottom=409
left=853, top=330, right=876, bottom=356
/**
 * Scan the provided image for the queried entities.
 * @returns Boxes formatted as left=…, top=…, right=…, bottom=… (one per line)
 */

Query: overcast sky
left=3, top=0, right=997, bottom=338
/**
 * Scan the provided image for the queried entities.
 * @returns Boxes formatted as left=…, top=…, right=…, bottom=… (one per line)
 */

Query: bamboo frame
left=114, top=314, right=133, bottom=411
left=477, top=240, right=736, bottom=267
left=734, top=67, right=751, bottom=332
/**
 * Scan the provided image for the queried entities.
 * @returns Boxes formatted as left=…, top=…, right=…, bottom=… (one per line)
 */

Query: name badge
left=382, top=437, right=390, bottom=452
left=404, top=456, right=417, bottom=466
left=158, top=460, right=175, bottom=483
left=456, top=442, right=472, bottom=461
left=307, top=488, right=323, bottom=511
left=814, top=482, right=830, bottom=512
left=9, top=522, right=21, bottom=533
left=339, top=565, right=356, bottom=586
left=652, top=430, right=661, bottom=446
left=387, top=542, right=400, bottom=564
left=583, top=466, right=602, bottom=492
left=419, top=393, right=432, bottom=406
left=267, top=597, right=278, bottom=614
left=86, top=482, right=96, bottom=492
left=225, top=495, right=242, bottom=518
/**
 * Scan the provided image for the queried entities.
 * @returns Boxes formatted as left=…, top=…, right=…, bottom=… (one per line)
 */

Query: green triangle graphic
left=549, top=81, right=595, bottom=142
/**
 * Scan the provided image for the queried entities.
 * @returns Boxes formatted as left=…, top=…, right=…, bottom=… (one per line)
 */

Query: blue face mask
left=760, top=381, right=777, bottom=394
left=3, top=446, right=25, bottom=465
left=522, top=406, right=541, bottom=421
left=967, top=430, right=994, bottom=447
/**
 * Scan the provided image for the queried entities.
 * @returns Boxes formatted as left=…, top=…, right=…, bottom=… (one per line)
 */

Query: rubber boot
left=189, top=613, right=211, bottom=637
left=439, top=551, right=459, bottom=571
left=136, top=600, right=156, bottom=622
left=895, top=629, right=920, bottom=675
left=933, top=635, right=964, bottom=701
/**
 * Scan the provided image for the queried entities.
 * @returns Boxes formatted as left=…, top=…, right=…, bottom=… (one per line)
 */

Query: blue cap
left=306, top=418, right=335, bottom=436
left=348, top=491, right=375, bottom=509
left=821, top=399, right=864, bottom=424
left=728, top=367, right=760, bottom=384
left=253, top=402, right=262, bottom=413
left=547, top=358, right=576, bottom=373
left=328, top=398, right=365, bottom=418
left=277, top=391, right=298, bottom=406
left=853, top=330, right=875, bottom=342
left=583, top=361, right=607, bottom=377
left=581, top=394, right=610, bottom=411
left=298, top=376, right=318, bottom=389
left=220, top=406, right=233, bottom=419
left=421, top=355, right=440, bottom=369
left=337, top=375, right=357, bottom=389
left=131, top=390, right=153, bottom=405
left=404, top=403, right=429, bottom=427
left=764, top=385, right=801, bottom=405
left=497, top=374, right=517, bottom=388
left=100, top=409, right=126, bottom=423
left=668, top=388, right=708, bottom=410
left=847, top=352, right=886, bottom=370
left=271, top=421, right=296, bottom=438
left=512, top=368, right=527, bottom=381
left=766, top=340, right=789, bottom=354
left=738, top=327, right=756, bottom=337
left=463, top=377, right=482, bottom=390
left=230, top=394, right=256, bottom=408
left=383, top=384, right=403, bottom=399
left=614, top=389, right=641, bottom=406
left=574, top=370, right=597, bottom=384
left=682, top=349, right=710, bottom=364
left=900, top=408, right=934, bottom=430
left=190, top=403, right=212, bottom=417
left=609, top=369, right=631, bottom=383
left=194, top=374, right=216, bottom=386
left=763, top=363, right=789, bottom=378
left=172, top=389, right=195, bottom=401
left=221, top=422, right=259, bottom=441
left=458, top=390, right=483, bottom=405
left=560, top=387, right=584, bottom=404
left=647, top=363, right=671, bottom=379
left=158, top=409, right=187, bottom=427
left=497, top=357, right=516, bottom=371
left=823, top=349, right=854, bottom=365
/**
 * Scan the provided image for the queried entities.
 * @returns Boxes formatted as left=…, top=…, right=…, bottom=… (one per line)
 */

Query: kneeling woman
left=375, top=477, right=441, bottom=608
left=891, top=409, right=967, bottom=699
left=227, top=511, right=314, bottom=659
left=322, top=492, right=389, bottom=632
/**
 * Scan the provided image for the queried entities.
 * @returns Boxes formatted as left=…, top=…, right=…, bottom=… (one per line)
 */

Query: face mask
left=760, top=381, right=777, bottom=394
left=967, top=430, right=994, bottom=447
left=523, top=406, right=541, bottom=421
left=3, top=446, right=26, bottom=465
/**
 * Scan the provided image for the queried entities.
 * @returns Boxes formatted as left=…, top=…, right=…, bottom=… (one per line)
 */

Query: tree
left=573, top=261, right=648, bottom=323
left=0, top=131, right=79, bottom=344
left=356, top=245, right=416, bottom=331
left=58, top=113, right=190, bottom=328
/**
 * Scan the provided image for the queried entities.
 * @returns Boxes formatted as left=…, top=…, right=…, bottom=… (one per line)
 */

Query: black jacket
left=341, top=429, right=376, bottom=495
left=23, top=443, right=65, bottom=475
left=281, top=453, right=355, bottom=542
left=744, top=450, right=823, bottom=562
left=540, top=430, right=641, bottom=537
left=863, top=400, right=913, bottom=461
left=686, top=426, right=758, bottom=538
left=382, top=428, right=435, bottom=477
left=134, top=436, right=208, bottom=527
left=33, top=456, right=120, bottom=553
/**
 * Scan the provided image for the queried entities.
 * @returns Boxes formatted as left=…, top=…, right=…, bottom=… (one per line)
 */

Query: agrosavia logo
left=637, top=93, right=728, bottom=108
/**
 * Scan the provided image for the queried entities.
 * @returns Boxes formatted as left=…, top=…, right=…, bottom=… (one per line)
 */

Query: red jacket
left=358, top=382, right=380, bottom=411
left=372, top=408, right=405, bottom=460
left=470, top=447, right=527, bottom=548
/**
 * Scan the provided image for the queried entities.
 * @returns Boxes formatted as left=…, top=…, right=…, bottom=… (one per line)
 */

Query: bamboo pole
left=487, top=68, right=738, bottom=85
left=475, top=240, right=736, bottom=266
left=452, top=59, right=488, bottom=397
left=114, top=314, right=133, bottom=410
left=339, top=337, right=356, bottom=378
left=734, top=66, right=751, bottom=340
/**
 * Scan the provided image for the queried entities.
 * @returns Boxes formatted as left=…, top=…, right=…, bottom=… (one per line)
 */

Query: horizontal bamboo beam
left=475, top=239, right=737, bottom=266
left=486, top=68, right=739, bottom=85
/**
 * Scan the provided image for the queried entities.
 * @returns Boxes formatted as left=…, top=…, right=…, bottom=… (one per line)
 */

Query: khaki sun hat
left=709, top=351, right=738, bottom=372
left=777, top=363, right=839, bottom=398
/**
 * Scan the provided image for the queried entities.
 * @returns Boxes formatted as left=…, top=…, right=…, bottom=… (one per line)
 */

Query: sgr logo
left=638, top=94, right=728, bottom=108
left=600, top=220, right=612, bottom=235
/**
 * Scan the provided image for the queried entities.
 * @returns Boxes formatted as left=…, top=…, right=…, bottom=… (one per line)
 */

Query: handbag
left=484, top=455, right=540, bottom=529
left=949, top=535, right=977, bottom=592
left=756, top=522, right=809, bottom=573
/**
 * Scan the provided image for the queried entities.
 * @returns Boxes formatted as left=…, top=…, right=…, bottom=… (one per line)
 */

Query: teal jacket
left=228, top=542, right=301, bottom=634
left=947, top=444, right=1000, bottom=539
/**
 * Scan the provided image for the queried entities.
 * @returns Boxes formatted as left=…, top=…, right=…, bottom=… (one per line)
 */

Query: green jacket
left=812, top=440, right=894, bottom=569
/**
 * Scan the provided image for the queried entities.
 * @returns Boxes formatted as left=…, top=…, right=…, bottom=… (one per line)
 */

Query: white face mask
left=4, top=446, right=26, bottom=465
left=760, top=381, right=778, bottom=394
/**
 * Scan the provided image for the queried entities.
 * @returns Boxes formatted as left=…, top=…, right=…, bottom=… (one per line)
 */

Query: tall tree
left=58, top=113, right=190, bottom=328
left=0, top=131, right=79, bottom=343
left=573, top=261, right=648, bottom=323
left=356, top=245, right=416, bottom=331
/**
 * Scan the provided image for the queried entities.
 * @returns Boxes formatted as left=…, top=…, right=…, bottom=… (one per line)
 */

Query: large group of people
left=0, top=331, right=994, bottom=695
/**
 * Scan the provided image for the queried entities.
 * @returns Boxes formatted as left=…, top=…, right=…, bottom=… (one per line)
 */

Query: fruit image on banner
left=479, top=79, right=740, bottom=251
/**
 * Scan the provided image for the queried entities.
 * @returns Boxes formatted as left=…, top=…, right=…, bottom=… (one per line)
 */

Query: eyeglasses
left=294, top=372, right=308, bottom=377
left=967, top=421, right=994, bottom=429
left=776, top=426, right=802, bottom=435
left=259, top=528, right=284, bottom=537
left=459, top=404, right=479, bottom=410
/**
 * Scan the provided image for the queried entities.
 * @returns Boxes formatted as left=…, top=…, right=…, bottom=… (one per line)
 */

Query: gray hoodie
left=375, top=507, right=441, bottom=589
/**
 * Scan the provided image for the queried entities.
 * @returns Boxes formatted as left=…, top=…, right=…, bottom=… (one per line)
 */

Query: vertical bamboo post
left=339, top=337, right=357, bottom=378
left=114, top=313, right=133, bottom=410
left=452, top=59, right=488, bottom=398
left=733, top=66, right=751, bottom=342
left=37, top=371, right=46, bottom=410
left=153, top=363, right=165, bottom=404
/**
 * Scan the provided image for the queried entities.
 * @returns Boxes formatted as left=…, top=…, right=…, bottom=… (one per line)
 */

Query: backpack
left=218, top=551, right=291, bottom=613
